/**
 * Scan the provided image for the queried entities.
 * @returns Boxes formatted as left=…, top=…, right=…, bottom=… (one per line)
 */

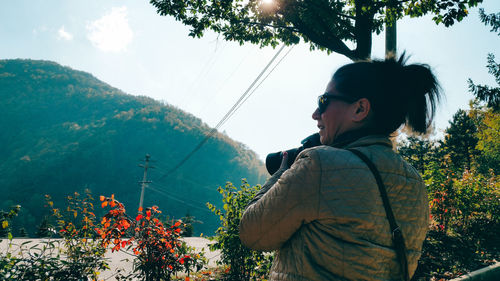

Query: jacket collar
left=331, top=129, right=393, bottom=149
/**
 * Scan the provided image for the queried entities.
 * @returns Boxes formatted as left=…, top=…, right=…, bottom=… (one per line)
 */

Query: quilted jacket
left=239, top=135, right=429, bottom=281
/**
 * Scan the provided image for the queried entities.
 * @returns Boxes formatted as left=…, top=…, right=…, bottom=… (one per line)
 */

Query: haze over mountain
left=0, top=59, right=267, bottom=236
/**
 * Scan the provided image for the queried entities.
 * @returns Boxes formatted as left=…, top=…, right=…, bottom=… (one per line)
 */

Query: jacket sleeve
left=239, top=149, right=321, bottom=251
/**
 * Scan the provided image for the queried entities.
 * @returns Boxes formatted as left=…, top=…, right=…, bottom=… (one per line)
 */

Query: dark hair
left=332, top=54, right=441, bottom=135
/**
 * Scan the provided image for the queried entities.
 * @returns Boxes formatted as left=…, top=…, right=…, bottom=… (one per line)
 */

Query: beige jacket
left=239, top=136, right=428, bottom=281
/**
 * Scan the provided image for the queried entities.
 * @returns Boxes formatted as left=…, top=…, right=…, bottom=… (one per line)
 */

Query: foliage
left=206, top=180, right=273, bottom=280
left=97, top=195, right=206, bottom=281
left=397, top=104, right=500, bottom=280
left=150, top=0, right=482, bottom=60
left=0, top=193, right=109, bottom=281
left=0, top=205, right=20, bottom=239
left=47, top=191, right=109, bottom=280
left=0, top=59, right=266, bottom=237
left=468, top=8, right=500, bottom=112
left=181, top=213, right=202, bottom=237
left=415, top=168, right=499, bottom=279
left=472, top=105, right=500, bottom=174
left=468, top=54, right=500, bottom=111
left=479, top=8, right=500, bottom=35
left=397, top=135, right=436, bottom=174
left=442, top=109, right=479, bottom=172
left=414, top=229, right=497, bottom=280
left=35, top=216, right=52, bottom=238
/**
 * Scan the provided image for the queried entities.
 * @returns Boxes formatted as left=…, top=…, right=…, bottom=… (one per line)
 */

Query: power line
left=146, top=183, right=213, bottom=214
left=228, top=45, right=295, bottom=121
left=157, top=44, right=288, bottom=181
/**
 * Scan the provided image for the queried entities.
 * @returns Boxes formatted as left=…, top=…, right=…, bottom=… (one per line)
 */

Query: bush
left=0, top=192, right=109, bottom=280
left=206, top=180, right=273, bottom=281
left=97, top=195, right=206, bottom=281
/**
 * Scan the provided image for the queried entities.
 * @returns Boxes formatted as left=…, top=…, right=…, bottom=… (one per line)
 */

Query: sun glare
left=261, top=0, right=274, bottom=4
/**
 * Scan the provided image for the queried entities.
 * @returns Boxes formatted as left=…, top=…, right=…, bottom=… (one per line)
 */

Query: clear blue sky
left=1, top=0, right=499, bottom=161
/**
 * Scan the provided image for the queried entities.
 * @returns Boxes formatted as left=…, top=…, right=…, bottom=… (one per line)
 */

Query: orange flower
left=101, top=201, right=108, bottom=208
left=99, top=195, right=105, bottom=201
left=174, top=221, right=181, bottom=227
left=136, top=214, right=143, bottom=221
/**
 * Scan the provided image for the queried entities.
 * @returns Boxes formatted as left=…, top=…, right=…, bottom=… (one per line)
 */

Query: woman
left=239, top=55, right=441, bottom=280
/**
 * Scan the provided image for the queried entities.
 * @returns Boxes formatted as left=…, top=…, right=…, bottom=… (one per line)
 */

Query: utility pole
left=138, top=154, right=153, bottom=214
left=385, top=1, right=397, bottom=57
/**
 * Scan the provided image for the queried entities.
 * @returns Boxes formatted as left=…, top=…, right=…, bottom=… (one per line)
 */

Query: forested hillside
left=0, top=59, right=267, bottom=236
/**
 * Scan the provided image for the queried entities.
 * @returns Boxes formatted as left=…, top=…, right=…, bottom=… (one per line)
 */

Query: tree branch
left=291, top=16, right=355, bottom=59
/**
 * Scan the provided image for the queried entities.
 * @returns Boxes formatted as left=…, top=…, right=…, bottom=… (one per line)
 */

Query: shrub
left=97, top=195, right=205, bottom=281
left=48, top=191, right=109, bottom=279
left=0, top=192, right=109, bottom=280
left=206, top=180, right=273, bottom=281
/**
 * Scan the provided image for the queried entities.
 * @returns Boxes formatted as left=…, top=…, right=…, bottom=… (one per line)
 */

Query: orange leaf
left=122, top=220, right=131, bottom=229
left=136, top=214, right=143, bottom=221
left=101, top=201, right=108, bottom=208
left=110, top=201, right=116, bottom=207
left=174, top=221, right=181, bottom=227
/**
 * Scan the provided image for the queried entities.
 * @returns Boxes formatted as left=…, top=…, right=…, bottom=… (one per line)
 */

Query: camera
left=265, top=133, right=321, bottom=175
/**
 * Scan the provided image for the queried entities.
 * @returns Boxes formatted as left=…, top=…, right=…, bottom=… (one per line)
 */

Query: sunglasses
left=317, top=93, right=357, bottom=114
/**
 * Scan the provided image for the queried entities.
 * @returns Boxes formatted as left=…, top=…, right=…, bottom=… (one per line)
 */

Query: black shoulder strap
left=347, top=148, right=410, bottom=281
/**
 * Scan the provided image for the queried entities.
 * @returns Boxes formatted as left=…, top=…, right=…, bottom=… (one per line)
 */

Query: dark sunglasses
left=317, top=93, right=357, bottom=114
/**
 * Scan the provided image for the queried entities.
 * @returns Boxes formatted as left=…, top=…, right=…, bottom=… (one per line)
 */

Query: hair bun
left=332, top=53, right=442, bottom=135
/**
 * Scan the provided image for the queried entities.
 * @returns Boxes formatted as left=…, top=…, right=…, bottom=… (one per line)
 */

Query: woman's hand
left=279, top=151, right=289, bottom=171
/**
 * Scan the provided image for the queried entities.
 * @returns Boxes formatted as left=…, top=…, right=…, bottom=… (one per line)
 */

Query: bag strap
left=347, top=148, right=410, bottom=281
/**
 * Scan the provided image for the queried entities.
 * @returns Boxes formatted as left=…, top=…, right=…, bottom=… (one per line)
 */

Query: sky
left=1, top=0, right=499, bottom=163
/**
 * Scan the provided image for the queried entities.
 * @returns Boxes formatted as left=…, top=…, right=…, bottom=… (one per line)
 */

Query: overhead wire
left=179, top=41, right=228, bottom=106
left=156, top=44, right=289, bottom=182
left=198, top=45, right=259, bottom=115
left=146, top=183, right=213, bottom=214
left=227, top=45, right=295, bottom=122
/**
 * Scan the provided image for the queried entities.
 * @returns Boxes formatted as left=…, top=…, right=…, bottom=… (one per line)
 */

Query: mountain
left=0, top=59, right=267, bottom=236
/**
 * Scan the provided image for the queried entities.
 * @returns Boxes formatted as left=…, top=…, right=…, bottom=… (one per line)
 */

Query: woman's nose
left=312, top=108, right=320, bottom=120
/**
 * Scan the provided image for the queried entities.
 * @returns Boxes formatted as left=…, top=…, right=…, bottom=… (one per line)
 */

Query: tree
left=479, top=8, right=500, bottom=35
left=397, top=135, right=436, bottom=175
left=442, top=109, right=479, bottom=172
left=469, top=102, right=500, bottom=174
left=35, top=216, right=51, bottom=238
left=18, top=227, right=28, bottom=237
left=150, top=0, right=482, bottom=60
left=468, top=8, right=500, bottom=111
left=468, top=53, right=500, bottom=111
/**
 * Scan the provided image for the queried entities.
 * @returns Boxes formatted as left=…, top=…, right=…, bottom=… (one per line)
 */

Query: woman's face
left=312, top=79, right=356, bottom=145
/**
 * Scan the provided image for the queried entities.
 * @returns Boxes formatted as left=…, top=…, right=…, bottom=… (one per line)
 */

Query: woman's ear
left=352, top=98, right=371, bottom=122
